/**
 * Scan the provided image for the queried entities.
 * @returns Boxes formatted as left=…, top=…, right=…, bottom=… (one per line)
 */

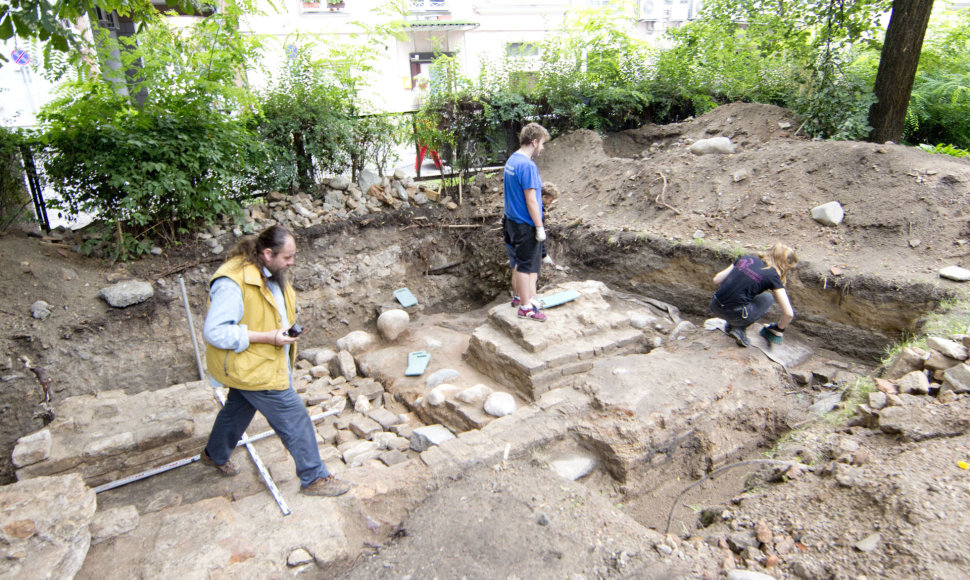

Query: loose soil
left=3, top=102, right=970, bottom=578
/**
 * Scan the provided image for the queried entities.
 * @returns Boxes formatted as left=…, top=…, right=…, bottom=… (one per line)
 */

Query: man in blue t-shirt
left=503, top=122, right=551, bottom=322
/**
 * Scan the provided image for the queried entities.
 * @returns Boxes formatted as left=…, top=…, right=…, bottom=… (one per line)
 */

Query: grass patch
left=825, top=377, right=876, bottom=426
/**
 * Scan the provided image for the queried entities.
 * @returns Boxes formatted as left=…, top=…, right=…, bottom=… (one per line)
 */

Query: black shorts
left=503, top=217, right=542, bottom=274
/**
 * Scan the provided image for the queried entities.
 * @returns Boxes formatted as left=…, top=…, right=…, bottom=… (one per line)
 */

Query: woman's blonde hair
left=759, top=242, right=798, bottom=285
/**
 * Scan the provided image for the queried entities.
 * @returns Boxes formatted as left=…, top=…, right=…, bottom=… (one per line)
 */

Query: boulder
left=688, top=137, right=736, bottom=155
left=484, top=392, right=516, bottom=417
left=377, top=309, right=410, bottom=342
left=100, top=280, right=154, bottom=308
left=336, top=331, right=378, bottom=355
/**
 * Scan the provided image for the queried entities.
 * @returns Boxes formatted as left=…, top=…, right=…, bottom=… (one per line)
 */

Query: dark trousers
left=710, top=292, right=775, bottom=330
left=205, top=386, right=329, bottom=487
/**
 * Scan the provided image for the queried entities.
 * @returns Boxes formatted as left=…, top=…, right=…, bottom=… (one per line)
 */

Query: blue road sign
left=11, top=49, right=30, bottom=66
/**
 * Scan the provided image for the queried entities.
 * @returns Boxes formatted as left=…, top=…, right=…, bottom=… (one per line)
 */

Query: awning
left=404, top=20, right=480, bottom=32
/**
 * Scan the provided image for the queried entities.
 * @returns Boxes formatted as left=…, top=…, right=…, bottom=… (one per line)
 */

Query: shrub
left=0, top=126, right=29, bottom=231
left=40, top=84, right=261, bottom=259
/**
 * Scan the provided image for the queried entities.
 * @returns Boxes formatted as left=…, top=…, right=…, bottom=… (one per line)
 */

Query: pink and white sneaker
left=517, top=306, right=547, bottom=322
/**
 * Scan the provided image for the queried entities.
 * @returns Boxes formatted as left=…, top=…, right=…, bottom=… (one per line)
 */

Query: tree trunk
left=867, top=0, right=934, bottom=144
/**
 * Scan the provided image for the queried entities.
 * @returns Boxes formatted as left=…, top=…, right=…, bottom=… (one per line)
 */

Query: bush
left=40, top=84, right=260, bottom=258
left=0, top=126, right=29, bottom=231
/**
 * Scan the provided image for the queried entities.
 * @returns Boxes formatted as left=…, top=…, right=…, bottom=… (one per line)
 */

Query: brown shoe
left=301, top=476, right=352, bottom=497
left=200, top=450, right=239, bottom=477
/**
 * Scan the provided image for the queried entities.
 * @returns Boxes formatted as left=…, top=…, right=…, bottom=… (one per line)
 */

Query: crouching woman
left=710, top=243, right=798, bottom=347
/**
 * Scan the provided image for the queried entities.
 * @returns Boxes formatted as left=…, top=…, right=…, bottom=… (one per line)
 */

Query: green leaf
left=0, top=16, right=13, bottom=40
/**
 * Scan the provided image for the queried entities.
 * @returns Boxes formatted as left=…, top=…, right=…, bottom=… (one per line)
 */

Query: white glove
left=535, top=226, right=546, bottom=242
left=543, top=255, right=555, bottom=266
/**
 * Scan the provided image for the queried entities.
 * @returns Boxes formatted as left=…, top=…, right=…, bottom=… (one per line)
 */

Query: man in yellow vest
left=201, top=225, right=351, bottom=497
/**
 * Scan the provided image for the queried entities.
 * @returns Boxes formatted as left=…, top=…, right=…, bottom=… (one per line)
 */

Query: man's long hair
left=227, top=225, right=294, bottom=287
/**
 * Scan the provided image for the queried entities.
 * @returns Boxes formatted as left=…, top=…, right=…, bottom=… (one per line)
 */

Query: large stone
left=15, top=381, right=217, bottom=487
left=99, top=280, right=154, bottom=308
left=688, top=137, right=736, bottom=155
left=300, top=348, right=337, bottom=367
left=942, top=363, right=970, bottom=394
left=90, top=505, right=139, bottom=546
left=926, top=336, right=969, bottom=361
left=939, top=265, right=970, bottom=281
left=879, top=396, right=970, bottom=440
left=897, top=370, right=930, bottom=395
left=78, top=494, right=351, bottom=577
left=377, top=309, right=410, bottom=342
left=367, top=407, right=403, bottom=430
left=342, top=440, right=380, bottom=466
left=410, top=424, right=456, bottom=452
left=357, top=169, right=381, bottom=195
left=810, top=201, right=844, bottom=226
left=883, top=347, right=928, bottom=380
left=484, top=392, right=516, bottom=417
left=0, top=473, right=97, bottom=579
left=349, top=415, right=382, bottom=439
left=12, top=428, right=52, bottom=467
left=548, top=454, right=597, bottom=481
left=329, top=175, right=351, bottom=190
left=455, top=384, right=494, bottom=405
left=330, top=350, right=358, bottom=379
left=336, top=330, right=378, bottom=355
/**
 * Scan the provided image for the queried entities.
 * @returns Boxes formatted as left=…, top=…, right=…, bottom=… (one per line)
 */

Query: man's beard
left=265, top=265, right=288, bottom=288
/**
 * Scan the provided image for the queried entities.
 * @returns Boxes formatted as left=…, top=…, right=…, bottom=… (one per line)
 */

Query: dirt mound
left=533, top=102, right=970, bottom=290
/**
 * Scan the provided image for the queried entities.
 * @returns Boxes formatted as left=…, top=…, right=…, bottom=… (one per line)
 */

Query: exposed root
left=664, top=459, right=809, bottom=535
left=654, top=172, right=681, bottom=215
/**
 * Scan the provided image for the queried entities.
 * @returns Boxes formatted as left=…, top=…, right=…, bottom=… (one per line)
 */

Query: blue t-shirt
left=503, top=151, right=543, bottom=225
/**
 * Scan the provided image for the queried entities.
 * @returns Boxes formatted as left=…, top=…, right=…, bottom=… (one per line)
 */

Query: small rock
left=427, top=383, right=460, bottom=407
left=811, top=201, right=844, bottom=227
left=537, top=513, right=550, bottom=526
left=727, top=571, right=776, bottom=580
left=287, top=548, right=314, bottom=566
left=868, top=390, right=887, bottom=410
left=854, top=532, right=881, bottom=552
left=909, top=238, right=921, bottom=248
left=30, top=300, right=52, bottom=320
left=426, top=369, right=460, bottom=389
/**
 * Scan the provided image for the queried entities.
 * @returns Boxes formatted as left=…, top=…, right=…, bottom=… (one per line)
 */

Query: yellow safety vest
left=204, top=256, right=297, bottom=391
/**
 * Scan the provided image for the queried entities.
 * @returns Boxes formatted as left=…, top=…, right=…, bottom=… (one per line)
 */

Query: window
left=411, top=0, right=448, bottom=11
left=506, top=42, right=539, bottom=58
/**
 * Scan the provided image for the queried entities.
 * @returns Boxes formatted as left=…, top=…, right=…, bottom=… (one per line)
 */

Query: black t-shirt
left=713, top=256, right=784, bottom=308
